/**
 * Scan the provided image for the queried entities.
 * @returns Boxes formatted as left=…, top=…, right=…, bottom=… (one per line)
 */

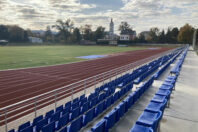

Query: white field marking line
left=0, top=49, right=175, bottom=112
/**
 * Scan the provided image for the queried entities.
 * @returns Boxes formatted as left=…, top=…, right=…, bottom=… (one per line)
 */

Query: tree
left=71, top=28, right=81, bottom=43
left=93, top=26, right=106, bottom=41
left=8, top=25, right=26, bottom=42
left=171, top=27, right=179, bottom=43
left=119, top=22, right=132, bottom=34
left=149, top=27, right=159, bottom=43
left=81, top=24, right=93, bottom=40
left=52, top=19, right=74, bottom=43
left=45, top=26, right=53, bottom=42
left=178, top=23, right=194, bottom=44
left=158, top=29, right=166, bottom=43
left=0, top=25, right=9, bottom=40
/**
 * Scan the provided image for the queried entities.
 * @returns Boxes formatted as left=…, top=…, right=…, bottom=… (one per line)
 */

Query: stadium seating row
left=130, top=46, right=188, bottom=132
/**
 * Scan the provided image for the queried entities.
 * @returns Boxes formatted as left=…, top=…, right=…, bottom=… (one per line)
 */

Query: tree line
left=0, top=18, right=197, bottom=45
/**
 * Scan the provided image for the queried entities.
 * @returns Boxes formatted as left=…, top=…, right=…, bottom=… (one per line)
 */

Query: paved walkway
left=161, top=49, right=198, bottom=132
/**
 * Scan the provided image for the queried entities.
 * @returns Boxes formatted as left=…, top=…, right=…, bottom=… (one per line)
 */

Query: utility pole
left=192, top=29, right=197, bottom=50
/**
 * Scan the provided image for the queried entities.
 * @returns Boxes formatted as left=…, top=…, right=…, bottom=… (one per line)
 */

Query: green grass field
left=0, top=45, right=144, bottom=70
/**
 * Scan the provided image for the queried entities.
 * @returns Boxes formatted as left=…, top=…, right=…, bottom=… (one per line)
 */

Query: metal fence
left=0, top=49, right=173, bottom=132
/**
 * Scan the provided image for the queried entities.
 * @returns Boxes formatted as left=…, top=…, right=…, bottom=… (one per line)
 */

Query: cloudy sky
left=0, top=0, right=197, bottom=34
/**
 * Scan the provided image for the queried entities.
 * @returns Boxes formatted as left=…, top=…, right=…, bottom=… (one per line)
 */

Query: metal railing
left=0, top=49, right=174, bottom=132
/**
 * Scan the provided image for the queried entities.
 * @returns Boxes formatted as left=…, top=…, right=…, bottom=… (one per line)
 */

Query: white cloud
left=0, top=0, right=197, bottom=33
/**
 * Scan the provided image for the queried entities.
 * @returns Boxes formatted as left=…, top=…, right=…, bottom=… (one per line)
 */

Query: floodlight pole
left=193, top=29, right=197, bottom=50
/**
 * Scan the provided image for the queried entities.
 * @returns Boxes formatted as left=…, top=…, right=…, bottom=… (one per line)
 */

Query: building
left=28, top=37, right=43, bottom=43
left=120, top=30, right=136, bottom=41
left=97, top=18, right=118, bottom=45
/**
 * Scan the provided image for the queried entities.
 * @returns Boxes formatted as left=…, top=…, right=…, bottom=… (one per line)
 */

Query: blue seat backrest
left=58, top=113, right=69, bottom=129
left=70, top=107, right=80, bottom=121
left=41, top=121, right=55, bottom=132
left=33, top=115, right=43, bottom=126
left=62, top=106, right=70, bottom=116
left=113, top=92, right=119, bottom=102
left=20, top=126, right=33, bottom=132
left=104, top=109, right=117, bottom=130
left=83, top=108, right=95, bottom=126
left=105, top=96, right=112, bottom=109
left=91, top=119, right=106, bottom=132
left=95, top=101, right=104, bottom=116
left=46, top=110, right=54, bottom=119
left=67, top=116, right=82, bottom=132
left=65, top=101, right=71, bottom=108
left=18, top=121, right=30, bottom=131
left=73, top=97, right=79, bottom=103
left=80, top=94, right=85, bottom=101
left=89, top=97, right=97, bottom=108
left=56, top=105, right=64, bottom=112
left=71, top=101, right=79, bottom=110
left=50, top=111, right=60, bottom=122
left=36, top=118, right=48, bottom=132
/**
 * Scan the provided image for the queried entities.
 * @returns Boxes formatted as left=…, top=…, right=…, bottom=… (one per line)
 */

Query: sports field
left=0, top=45, right=144, bottom=70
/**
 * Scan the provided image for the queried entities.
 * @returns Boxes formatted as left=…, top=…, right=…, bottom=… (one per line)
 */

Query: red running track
left=0, top=47, right=172, bottom=109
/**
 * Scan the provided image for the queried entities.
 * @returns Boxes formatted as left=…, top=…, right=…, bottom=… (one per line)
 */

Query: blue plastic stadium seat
left=62, top=106, right=70, bottom=116
left=113, top=91, right=119, bottom=102
left=33, top=115, right=43, bottom=126
left=83, top=108, right=95, bottom=126
left=50, top=111, right=61, bottom=122
left=155, top=89, right=171, bottom=100
left=20, top=126, right=33, bottom=132
left=80, top=97, right=87, bottom=106
left=90, top=97, right=98, bottom=108
left=41, top=121, right=55, bottom=132
left=129, top=123, right=153, bottom=132
left=72, top=97, right=79, bottom=103
left=36, top=118, right=48, bottom=132
left=57, top=113, right=69, bottom=129
left=91, top=119, right=106, bottom=132
left=56, top=105, right=64, bottom=112
left=145, top=100, right=167, bottom=113
left=71, top=101, right=79, bottom=110
left=104, top=109, right=117, bottom=131
left=65, top=101, right=71, bottom=108
left=116, top=101, right=126, bottom=118
left=159, top=84, right=173, bottom=91
left=95, top=101, right=105, bottom=117
left=69, top=107, right=80, bottom=121
left=81, top=101, right=89, bottom=114
left=45, top=110, right=54, bottom=119
left=136, top=111, right=162, bottom=131
left=80, top=94, right=85, bottom=101
left=104, top=96, right=112, bottom=110
left=151, top=95, right=167, bottom=103
left=67, top=116, right=82, bottom=132
left=18, top=121, right=30, bottom=131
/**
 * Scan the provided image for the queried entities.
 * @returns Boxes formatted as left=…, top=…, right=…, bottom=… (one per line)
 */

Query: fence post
left=84, top=80, right=86, bottom=95
left=95, top=76, right=96, bottom=89
left=71, top=87, right=74, bottom=101
left=54, top=91, right=57, bottom=109
left=34, top=98, right=37, bottom=118
left=4, top=109, right=8, bottom=132
left=102, top=73, right=104, bottom=85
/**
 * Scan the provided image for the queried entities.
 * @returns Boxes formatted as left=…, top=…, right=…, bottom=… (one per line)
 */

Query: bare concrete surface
left=161, top=49, right=198, bottom=132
